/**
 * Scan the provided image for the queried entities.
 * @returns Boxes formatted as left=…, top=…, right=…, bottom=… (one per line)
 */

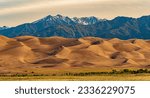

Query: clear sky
left=0, top=0, right=150, bottom=26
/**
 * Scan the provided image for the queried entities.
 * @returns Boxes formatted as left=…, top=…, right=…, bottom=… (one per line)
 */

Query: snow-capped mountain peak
left=33, top=14, right=102, bottom=25
left=0, top=26, right=10, bottom=30
left=72, top=16, right=100, bottom=25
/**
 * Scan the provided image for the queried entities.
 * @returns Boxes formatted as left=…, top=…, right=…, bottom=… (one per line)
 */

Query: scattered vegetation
left=61, top=69, right=150, bottom=76
left=0, top=69, right=149, bottom=77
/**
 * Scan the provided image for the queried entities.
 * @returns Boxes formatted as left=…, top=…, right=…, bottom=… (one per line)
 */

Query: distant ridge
left=0, top=14, right=150, bottom=39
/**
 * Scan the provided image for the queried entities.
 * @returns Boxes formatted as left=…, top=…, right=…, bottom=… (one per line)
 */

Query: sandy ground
left=0, top=36, right=150, bottom=75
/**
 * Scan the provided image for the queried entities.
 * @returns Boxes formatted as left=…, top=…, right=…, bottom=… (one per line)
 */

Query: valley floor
left=0, top=74, right=150, bottom=81
left=0, top=68, right=150, bottom=81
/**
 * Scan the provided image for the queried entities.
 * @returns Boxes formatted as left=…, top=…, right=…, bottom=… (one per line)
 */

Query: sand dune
left=0, top=36, right=150, bottom=74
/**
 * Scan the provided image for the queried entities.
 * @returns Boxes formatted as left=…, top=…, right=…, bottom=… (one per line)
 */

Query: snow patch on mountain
left=0, top=26, right=10, bottom=30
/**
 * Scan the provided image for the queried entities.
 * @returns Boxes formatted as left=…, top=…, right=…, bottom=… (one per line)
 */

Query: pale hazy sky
left=0, top=0, right=150, bottom=26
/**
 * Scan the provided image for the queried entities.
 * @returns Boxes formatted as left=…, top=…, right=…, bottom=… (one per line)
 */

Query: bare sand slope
left=0, top=36, right=150, bottom=74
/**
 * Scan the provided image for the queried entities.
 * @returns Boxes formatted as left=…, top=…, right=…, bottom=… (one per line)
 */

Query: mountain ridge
left=0, top=14, right=150, bottom=39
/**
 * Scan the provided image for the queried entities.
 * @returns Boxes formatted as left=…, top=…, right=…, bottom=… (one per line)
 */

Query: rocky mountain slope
left=0, top=15, right=150, bottom=39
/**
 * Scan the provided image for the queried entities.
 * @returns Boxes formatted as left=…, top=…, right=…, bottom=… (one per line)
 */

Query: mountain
left=0, top=14, right=150, bottom=39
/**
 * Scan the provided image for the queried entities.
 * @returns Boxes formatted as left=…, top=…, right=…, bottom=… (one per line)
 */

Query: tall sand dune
left=0, top=36, right=150, bottom=74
